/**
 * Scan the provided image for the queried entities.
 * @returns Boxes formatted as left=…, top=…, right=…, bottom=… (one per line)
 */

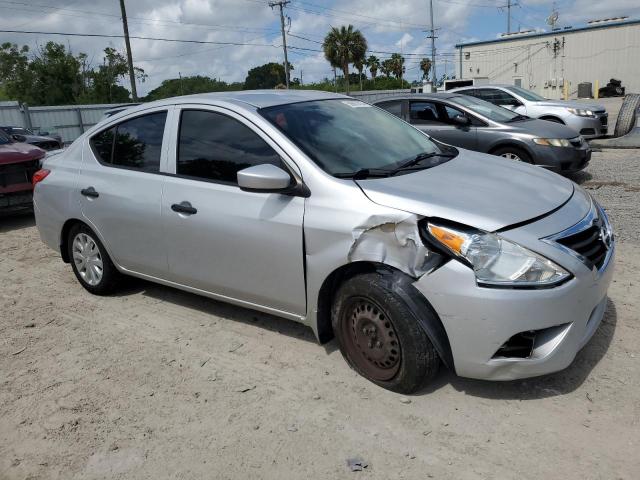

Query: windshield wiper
left=386, top=151, right=456, bottom=176
left=334, top=168, right=392, bottom=180
left=333, top=151, right=456, bottom=180
left=507, top=114, right=529, bottom=122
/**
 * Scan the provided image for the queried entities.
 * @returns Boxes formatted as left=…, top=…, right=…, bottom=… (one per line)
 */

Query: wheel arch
left=539, top=115, right=565, bottom=124
left=316, top=261, right=454, bottom=370
left=60, top=218, right=85, bottom=263
left=488, top=141, right=534, bottom=160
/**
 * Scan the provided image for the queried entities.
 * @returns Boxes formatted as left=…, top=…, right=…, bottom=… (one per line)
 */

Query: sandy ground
left=1, top=149, right=639, bottom=480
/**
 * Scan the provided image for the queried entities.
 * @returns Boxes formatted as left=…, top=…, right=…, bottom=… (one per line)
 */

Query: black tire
left=491, top=146, right=532, bottom=164
left=67, top=223, right=121, bottom=295
left=331, top=272, right=440, bottom=394
left=614, top=93, right=640, bottom=137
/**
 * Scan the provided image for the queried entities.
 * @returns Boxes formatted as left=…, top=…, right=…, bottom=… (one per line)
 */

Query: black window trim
left=172, top=106, right=302, bottom=190
left=88, top=109, right=168, bottom=175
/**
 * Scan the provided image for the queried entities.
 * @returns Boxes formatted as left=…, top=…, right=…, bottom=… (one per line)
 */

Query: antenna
left=546, top=2, right=559, bottom=29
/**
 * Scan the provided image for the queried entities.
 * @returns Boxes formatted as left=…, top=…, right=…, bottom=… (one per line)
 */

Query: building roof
left=455, top=18, right=640, bottom=49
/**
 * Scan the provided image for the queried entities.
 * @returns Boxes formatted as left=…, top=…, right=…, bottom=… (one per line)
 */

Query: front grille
left=0, top=159, right=40, bottom=188
left=599, top=116, right=608, bottom=126
left=556, top=224, right=608, bottom=269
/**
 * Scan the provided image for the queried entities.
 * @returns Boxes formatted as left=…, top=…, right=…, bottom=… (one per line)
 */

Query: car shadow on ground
left=417, top=298, right=617, bottom=399
left=120, top=278, right=322, bottom=346
left=0, top=212, right=35, bottom=233
left=567, top=170, right=593, bottom=184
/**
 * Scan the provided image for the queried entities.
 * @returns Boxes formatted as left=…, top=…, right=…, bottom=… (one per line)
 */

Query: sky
left=1, top=0, right=639, bottom=95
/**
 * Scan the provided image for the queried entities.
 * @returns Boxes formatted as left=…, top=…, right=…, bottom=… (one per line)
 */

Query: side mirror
left=237, top=164, right=293, bottom=193
left=452, top=114, right=470, bottom=126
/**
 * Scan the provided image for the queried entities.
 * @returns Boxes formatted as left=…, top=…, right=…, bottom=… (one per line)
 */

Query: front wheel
left=492, top=146, right=532, bottom=163
left=332, top=272, right=440, bottom=393
left=68, top=223, right=121, bottom=295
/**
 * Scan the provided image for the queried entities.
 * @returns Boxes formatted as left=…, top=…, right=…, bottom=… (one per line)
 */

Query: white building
left=455, top=18, right=640, bottom=99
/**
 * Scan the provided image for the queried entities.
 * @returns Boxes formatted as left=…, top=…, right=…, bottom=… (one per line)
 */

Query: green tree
left=419, top=58, right=432, bottom=80
left=322, top=25, right=367, bottom=94
left=354, top=57, right=365, bottom=91
left=244, top=62, right=294, bottom=89
left=366, top=55, right=380, bottom=85
left=79, top=47, right=146, bottom=104
left=144, top=75, right=243, bottom=101
left=0, top=43, right=33, bottom=102
left=389, top=53, right=405, bottom=80
left=380, top=58, right=394, bottom=78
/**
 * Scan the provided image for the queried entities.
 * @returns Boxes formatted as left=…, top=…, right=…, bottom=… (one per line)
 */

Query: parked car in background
left=374, top=93, right=591, bottom=174
left=0, top=126, right=63, bottom=151
left=0, top=129, right=45, bottom=213
left=33, top=91, right=614, bottom=393
left=449, top=85, right=608, bottom=139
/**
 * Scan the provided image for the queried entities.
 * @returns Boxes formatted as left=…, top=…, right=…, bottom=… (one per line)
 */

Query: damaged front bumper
left=412, top=241, right=614, bottom=381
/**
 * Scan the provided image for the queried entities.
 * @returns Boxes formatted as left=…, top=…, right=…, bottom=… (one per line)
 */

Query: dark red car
left=0, top=129, right=45, bottom=213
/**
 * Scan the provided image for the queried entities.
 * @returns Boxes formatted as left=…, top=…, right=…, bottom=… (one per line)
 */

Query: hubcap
left=501, top=152, right=522, bottom=161
left=72, top=233, right=103, bottom=286
left=341, top=298, right=401, bottom=381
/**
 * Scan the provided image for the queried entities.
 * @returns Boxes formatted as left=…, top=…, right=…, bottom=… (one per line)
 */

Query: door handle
left=81, top=187, right=99, bottom=198
left=171, top=201, right=197, bottom=215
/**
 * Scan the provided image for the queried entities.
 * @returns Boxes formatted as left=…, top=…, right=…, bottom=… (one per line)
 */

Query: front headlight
left=567, top=107, right=594, bottom=117
left=426, top=223, right=570, bottom=287
left=533, top=138, right=571, bottom=147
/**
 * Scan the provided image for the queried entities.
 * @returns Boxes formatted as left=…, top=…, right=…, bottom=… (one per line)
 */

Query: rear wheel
left=492, top=146, right=532, bottom=163
left=68, top=223, right=120, bottom=295
left=332, top=272, right=440, bottom=393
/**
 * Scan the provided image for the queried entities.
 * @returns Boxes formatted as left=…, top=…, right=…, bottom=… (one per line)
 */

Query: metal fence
left=0, top=101, right=129, bottom=144
left=0, top=90, right=409, bottom=145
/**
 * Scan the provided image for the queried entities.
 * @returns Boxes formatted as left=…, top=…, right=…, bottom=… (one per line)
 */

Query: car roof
left=143, top=90, right=348, bottom=110
left=372, top=93, right=465, bottom=103
left=451, top=84, right=513, bottom=90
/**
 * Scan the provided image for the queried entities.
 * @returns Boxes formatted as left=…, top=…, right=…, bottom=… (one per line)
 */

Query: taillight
left=32, top=169, right=51, bottom=188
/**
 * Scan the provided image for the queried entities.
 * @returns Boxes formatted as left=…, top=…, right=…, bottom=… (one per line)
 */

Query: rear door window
left=409, top=101, right=444, bottom=124
left=177, top=109, right=283, bottom=184
left=90, top=111, right=167, bottom=172
left=377, top=100, right=403, bottom=117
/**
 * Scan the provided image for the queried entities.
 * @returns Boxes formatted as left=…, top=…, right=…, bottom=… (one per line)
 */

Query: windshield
left=506, top=86, right=546, bottom=101
left=0, top=130, right=11, bottom=144
left=259, top=99, right=452, bottom=176
left=11, top=127, right=32, bottom=135
left=451, top=95, right=522, bottom=122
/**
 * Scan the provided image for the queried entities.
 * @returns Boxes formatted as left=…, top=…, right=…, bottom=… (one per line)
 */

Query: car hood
left=504, top=118, right=581, bottom=139
left=356, top=150, right=574, bottom=232
left=532, top=99, right=605, bottom=111
left=22, top=134, right=58, bottom=143
left=0, top=142, right=46, bottom=164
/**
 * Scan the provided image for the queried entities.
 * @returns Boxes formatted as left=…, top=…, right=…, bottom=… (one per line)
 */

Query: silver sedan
left=32, top=90, right=614, bottom=393
left=450, top=84, right=608, bottom=139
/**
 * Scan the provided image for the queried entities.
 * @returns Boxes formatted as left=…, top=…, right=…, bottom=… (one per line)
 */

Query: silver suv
left=33, top=91, right=615, bottom=393
left=450, top=85, right=608, bottom=139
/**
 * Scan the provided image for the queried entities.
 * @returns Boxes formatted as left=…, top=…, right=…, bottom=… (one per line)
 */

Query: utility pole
left=501, top=0, right=519, bottom=34
left=118, top=0, right=137, bottom=101
left=426, top=0, right=438, bottom=92
left=269, top=1, right=291, bottom=89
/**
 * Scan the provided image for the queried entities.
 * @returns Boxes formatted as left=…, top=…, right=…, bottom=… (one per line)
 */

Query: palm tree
left=322, top=25, right=367, bottom=94
left=366, top=55, right=379, bottom=85
left=419, top=58, right=432, bottom=80
left=381, top=58, right=394, bottom=78
left=354, top=57, right=365, bottom=91
left=390, top=53, right=405, bottom=81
